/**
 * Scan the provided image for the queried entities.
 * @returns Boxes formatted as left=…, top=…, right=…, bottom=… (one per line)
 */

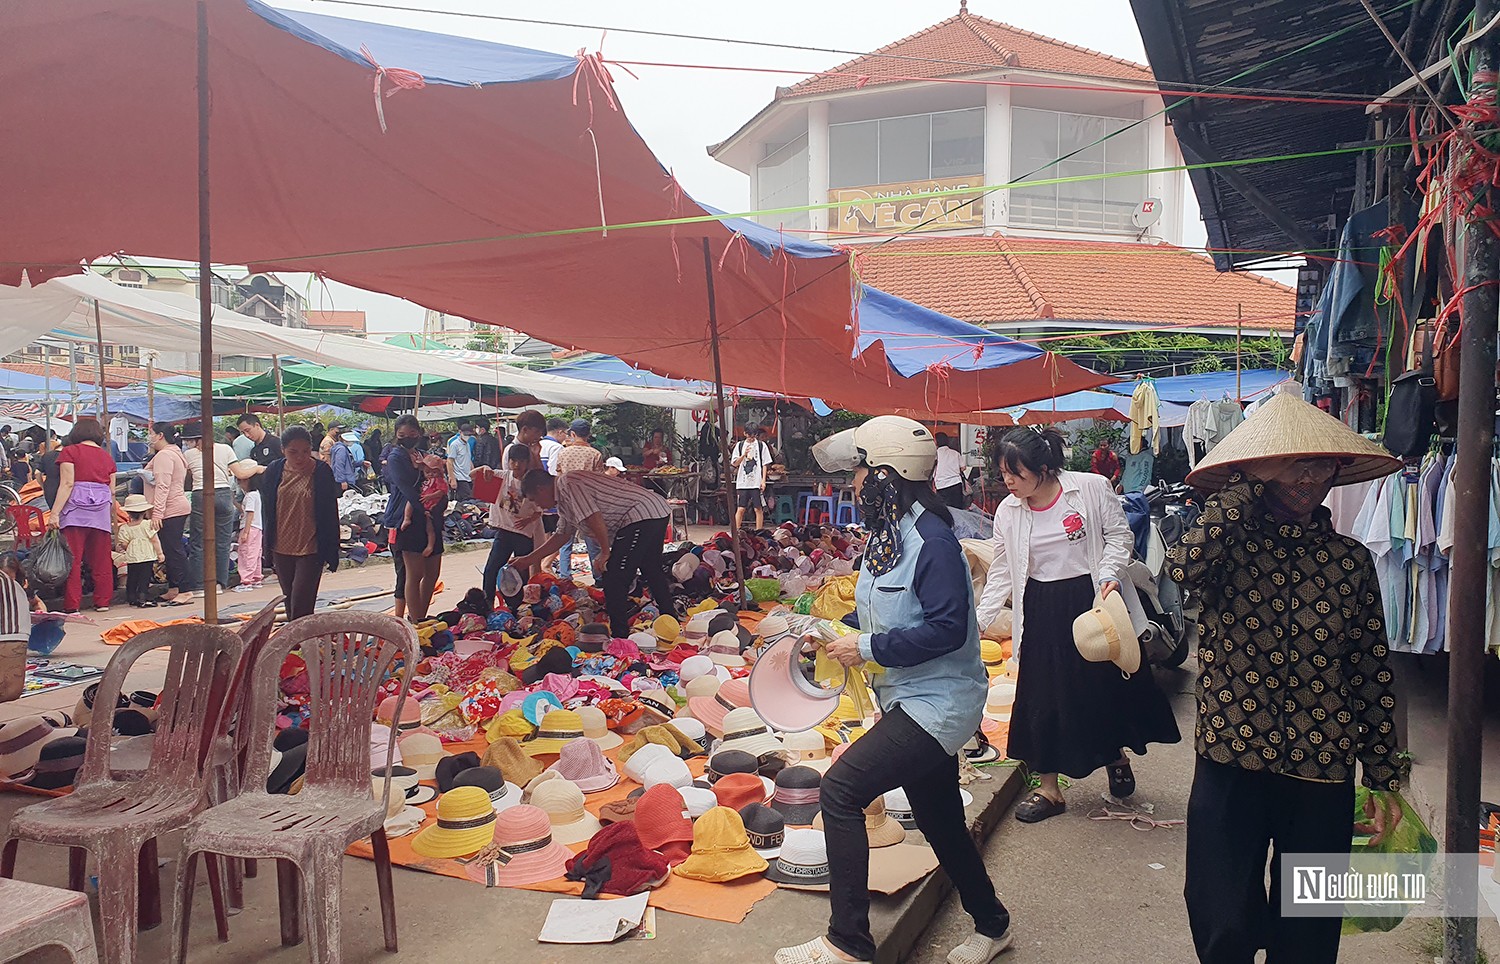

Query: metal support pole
left=93, top=300, right=109, bottom=417
left=703, top=239, right=748, bottom=607
left=145, top=353, right=155, bottom=425
left=196, top=0, right=217, bottom=624
left=273, top=355, right=285, bottom=433
left=1444, top=48, right=1499, bottom=964
left=1235, top=303, right=1243, bottom=401
left=68, top=343, right=78, bottom=418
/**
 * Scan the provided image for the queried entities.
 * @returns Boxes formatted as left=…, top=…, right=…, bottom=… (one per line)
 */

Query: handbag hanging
left=1383, top=324, right=1436, bottom=458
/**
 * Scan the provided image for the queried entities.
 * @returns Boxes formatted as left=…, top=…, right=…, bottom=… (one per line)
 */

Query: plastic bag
left=27, top=529, right=72, bottom=589
left=1342, top=788, right=1437, bottom=935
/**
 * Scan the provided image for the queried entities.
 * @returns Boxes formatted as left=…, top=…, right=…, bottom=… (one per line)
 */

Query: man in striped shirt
left=515, top=470, right=675, bottom=637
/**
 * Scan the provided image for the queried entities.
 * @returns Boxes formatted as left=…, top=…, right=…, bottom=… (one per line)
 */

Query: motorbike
left=1120, top=482, right=1199, bottom=669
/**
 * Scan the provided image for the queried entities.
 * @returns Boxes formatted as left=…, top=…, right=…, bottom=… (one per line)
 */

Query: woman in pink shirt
left=145, top=421, right=193, bottom=604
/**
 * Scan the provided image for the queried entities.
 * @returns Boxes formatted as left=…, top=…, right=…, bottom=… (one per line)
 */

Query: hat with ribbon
left=434, top=751, right=483, bottom=794
left=705, top=748, right=760, bottom=784
left=523, top=709, right=586, bottom=757
left=983, top=681, right=1016, bottom=724
left=634, top=784, right=694, bottom=863
left=651, top=615, right=681, bottom=646
left=576, top=623, right=610, bottom=654
left=883, top=787, right=973, bottom=830
left=371, top=764, right=437, bottom=807
left=671, top=806, right=768, bottom=883
left=0, top=716, right=78, bottom=782
left=681, top=675, right=720, bottom=703
left=376, top=695, right=425, bottom=734
left=484, top=708, right=536, bottom=743
left=463, top=804, right=574, bottom=888
left=687, top=676, right=750, bottom=738
left=396, top=732, right=450, bottom=781
left=765, top=828, right=831, bottom=888
left=681, top=612, right=715, bottom=648
left=377, top=782, right=427, bottom=839
left=716, top=707, right=785, bottom=759
left=1072, top=590, right=1139, bottom=676
left=481, top=737, right=545, bottom=787
left=629, top=631, right=659, bottom=655
left=814, top=796, right=906, bottom=848
left=547, top=738, right=619, bottom=793
left=24, top=735, right=87, bottom=791
left=411, top=786, right=498, bottom=859
left=520, top=691, right=565, bottom=726
left=979, top=639, right=1007, bottom=678
left=782, top=729, right=832, bottom=773
left=738, top=803, right=786, bottom=858
left=678, top=785, right=719, bottom=820
left=768, top=766, right=822, bottom=826
left=564, top=822, right=671, bottom=897
left=451, top=765, right=523, bottom=813
left=669, top=717, right=709, bottom=754
left=755, top=613, right=796, bottom=647
left=531, top=778, right=603, bottom=845
left=712, top=772, right=768, bottom=813
left=707, top=630, right=745, bottom=668
left=636, top=689, right=677, bottom=725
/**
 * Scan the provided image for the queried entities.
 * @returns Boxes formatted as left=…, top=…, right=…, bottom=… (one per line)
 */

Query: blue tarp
left=1098, top=369, right=1291, bottom=405
left=0, top=368, right=103, bottom=401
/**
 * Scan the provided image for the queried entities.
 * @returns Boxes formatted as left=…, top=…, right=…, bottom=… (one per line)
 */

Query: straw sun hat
left=1072, top=590, right=1140, bottom=676
left=1185, top=391, right=1401, bottom=490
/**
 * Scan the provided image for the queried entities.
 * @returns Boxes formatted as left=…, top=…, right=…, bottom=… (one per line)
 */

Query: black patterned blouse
left=1166, top=474, right=1400, bottom=791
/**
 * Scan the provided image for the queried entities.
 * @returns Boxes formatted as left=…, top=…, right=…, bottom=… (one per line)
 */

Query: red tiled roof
left=305, top=309, right=367, bottom=332
left=852, top=234, right=1295, bottom=332
left=1, top=362, right=245, bottom=386
left=785, top=10, right=1153, bottom=98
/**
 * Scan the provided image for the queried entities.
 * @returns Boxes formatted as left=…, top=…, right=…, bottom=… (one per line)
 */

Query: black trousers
left=482, top=530, right=534, bottom=611
left=1184, top=757, right=1354, bottom=964
left=274, top=552, right=324, bottom=621
left=392, top=549, right=405, bottom=602
left=158, top=515, right=189, bottom=591
left=822, top=706, right=1009, bottom=960
left=602, top=518, right=672, bottom=638
left=937, top=483, right=966, bottom=509
left=125, top=562, right=154, bottom=605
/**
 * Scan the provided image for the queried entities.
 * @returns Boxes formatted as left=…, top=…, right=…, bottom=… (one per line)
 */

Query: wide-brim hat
left=464, top=804, right=573, bottom=888
left=0, top=716, right=79, bottom=781
left=764, top=828, right=831, bottom=887
left=371, top=765, right=437, bottom=807
left=120, top=493, right=152, bottom=514
left=820, top=796, right=908, bottom=848
left=1073, top=590, right=1140, bottom=675
left=748, top=635, right=846, bottom=734
left=412, top=786, right=498, bottom=859
left=434, top=751, right=482, bottom=794
left=25, top=736, right=87, bottom=790
left=883, top=787, right=973, bottom=829
left=716, top=707, right=785, bottom=758
left=707, top=630, right=746, bottom=667
left=767, top=765, right=822, bottom=827
left=576, top=705, right=624, bottom=750
left=1185, top=391, right=1402, bottom=490
left=532, top=778, right=604, bottom=846
left=398, top=732, right=450, bottom=781
left=450, top=765, right=523, bottom=813
left=547, top=739, right=619, bottom=794
left=983, top=680, right=1017, bottom=724
left=523, top=709, right=586, bottom=757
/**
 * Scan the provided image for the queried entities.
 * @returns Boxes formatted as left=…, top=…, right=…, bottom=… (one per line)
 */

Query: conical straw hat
left=1185, top=392, right=1401, bottom=490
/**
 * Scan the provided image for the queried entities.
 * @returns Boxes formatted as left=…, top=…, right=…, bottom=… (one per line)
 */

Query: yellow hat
left=411, top=787, right=498, bottom=859
left=522, top=709, right=587, bottom=757
left=672, top=806, right=769, bottom=882
left=686, top=598, right=718, bottom=617
left=652, top=614, right=681, bottom=644
left=979, top=639, right=1005, bottom=678
left=534, top=637, right=568, bottom=660
left=617, top=725, right=692, bottom=765
left=508, top=647, right=537, bottom=674
left=485, top=709, right=535, bottom=742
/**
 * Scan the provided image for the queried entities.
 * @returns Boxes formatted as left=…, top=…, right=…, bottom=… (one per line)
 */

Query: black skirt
left=1007, top=574, right=1180, bottom=779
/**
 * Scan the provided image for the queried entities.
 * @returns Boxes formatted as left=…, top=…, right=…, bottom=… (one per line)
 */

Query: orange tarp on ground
left=346, top=736, right=777, bottom=923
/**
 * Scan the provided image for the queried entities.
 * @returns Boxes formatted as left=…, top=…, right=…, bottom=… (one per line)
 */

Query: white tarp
left=0, top=272, right=712, bottom=410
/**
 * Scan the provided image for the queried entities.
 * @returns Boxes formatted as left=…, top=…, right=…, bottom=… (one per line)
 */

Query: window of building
left=828, top=108, right=984, bottom=189
left=756, top=134, right=810, bottom=229
left=115, top=268, right=144, bottom=287
left=1009, top=108, right=1148, bottom=234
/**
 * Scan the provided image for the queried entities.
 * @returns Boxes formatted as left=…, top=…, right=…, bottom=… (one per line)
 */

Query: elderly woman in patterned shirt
left=1166, top=392, right=1403, bottom=964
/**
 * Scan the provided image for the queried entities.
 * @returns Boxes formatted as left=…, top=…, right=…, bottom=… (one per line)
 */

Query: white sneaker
left=946, top=931, right=1014, bottom=964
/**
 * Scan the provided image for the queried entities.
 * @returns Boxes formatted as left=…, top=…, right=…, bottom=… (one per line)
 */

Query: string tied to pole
left=359, top=44, right=426, bottom=134
left=572, top=42, right=635, bottom=238
left=663, top=170, right=687, bottom=282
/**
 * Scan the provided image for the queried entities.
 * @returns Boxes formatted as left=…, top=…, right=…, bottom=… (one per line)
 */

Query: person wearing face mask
left=259, top=426, right=341, bottom=619
left=975, top=426, right=1179, bottom=824
left=1165, top=392, right=1403, bottom=964
left=780, top=417, right=1010, bottom=964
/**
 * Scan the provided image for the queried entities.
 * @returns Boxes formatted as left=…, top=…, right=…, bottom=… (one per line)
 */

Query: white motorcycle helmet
left=812, top=415, right=937, bottom=482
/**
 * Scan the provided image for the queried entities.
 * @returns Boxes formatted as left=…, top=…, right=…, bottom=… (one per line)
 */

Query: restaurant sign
left=829, top=176, right=983, bottom=233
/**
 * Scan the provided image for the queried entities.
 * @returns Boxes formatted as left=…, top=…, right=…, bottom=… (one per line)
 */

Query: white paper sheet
left=537, top=892, right=650, bottom=944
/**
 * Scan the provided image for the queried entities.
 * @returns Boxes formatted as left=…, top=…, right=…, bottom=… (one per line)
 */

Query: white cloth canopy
left=0, top=272, right=712, bottom=410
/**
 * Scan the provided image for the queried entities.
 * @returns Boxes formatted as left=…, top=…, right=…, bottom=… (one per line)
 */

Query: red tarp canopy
left=1, top=0, right=1107, bottom=414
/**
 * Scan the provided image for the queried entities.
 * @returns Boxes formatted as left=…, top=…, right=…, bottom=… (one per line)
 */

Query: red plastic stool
left=6, top=505, right=45, bottom=548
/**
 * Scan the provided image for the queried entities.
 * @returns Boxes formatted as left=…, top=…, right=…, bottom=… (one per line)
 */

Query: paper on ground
left=538, top=892, right=650, bottom=944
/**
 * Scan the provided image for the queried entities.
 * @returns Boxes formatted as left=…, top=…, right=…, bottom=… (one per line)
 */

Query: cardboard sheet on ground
left=347, top=736, right=778, bottom=923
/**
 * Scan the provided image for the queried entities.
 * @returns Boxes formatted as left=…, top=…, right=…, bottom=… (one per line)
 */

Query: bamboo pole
left=702, top=239, right=748, bottom=608
left=93, top=300, right=109, bottom=417
left=196, top=0, right=218, bottom=623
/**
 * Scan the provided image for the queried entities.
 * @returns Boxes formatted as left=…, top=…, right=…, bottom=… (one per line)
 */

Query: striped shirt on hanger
left=0, top=572, right=29, bottom=643
left=555, top=471, right=669, bottom=542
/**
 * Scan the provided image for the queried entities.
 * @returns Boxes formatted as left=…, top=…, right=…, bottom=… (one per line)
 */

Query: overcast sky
left=271, top=0, right=1205, bottom=332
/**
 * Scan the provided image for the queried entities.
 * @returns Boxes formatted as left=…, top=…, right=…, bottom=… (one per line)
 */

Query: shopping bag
left=1341, top=788, right=1437, bottom=935
left=27, top=529, right=72, bottom=589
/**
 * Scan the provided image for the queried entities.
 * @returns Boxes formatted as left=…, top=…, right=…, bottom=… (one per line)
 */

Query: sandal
left=774, top=937, right=869, bottom=964
left=1014, top=790, right=1066, bottom=823
left=1108, top=761, right=1136, bottom=799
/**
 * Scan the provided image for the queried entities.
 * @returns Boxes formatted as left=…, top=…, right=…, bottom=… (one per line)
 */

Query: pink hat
left=541, top=673, right=579, bottom=702
left=686, top=677, right=751, bottom=738
left=747, top=635, right=848, bottom=733
left=547, top=739, right=619, bottom=793
left=497, top=690, right=530, bottom=715
left=464, top=804, right=574, bottom=888
left=375, top=696, right=424, bottom=734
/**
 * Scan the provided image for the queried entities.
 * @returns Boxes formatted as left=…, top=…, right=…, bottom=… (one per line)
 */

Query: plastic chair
left=667, top=501, right=690, bottom=543
left=772, top=495, right=796, bottom=524
left=0, top=877, right=99, bottom=962
left=170, top=611, right=418, bottom=964
left=798, top=494, right=835, bottom=526
left=6, top=505, right=45, bottom=548
left=1, top=623, right=243, bottom=963
left=835, top=499, right=859, bottom=526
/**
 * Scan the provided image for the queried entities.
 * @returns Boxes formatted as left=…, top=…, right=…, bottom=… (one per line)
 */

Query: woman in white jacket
left=976, top=428, right=1178, bottom=823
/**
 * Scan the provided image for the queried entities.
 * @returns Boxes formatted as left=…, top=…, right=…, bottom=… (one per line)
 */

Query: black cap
left=434, top=751, right=482, bottom=794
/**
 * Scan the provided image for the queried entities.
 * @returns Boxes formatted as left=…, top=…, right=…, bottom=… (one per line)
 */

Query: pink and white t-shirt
left=1027, top=492, right=1092, bottom=581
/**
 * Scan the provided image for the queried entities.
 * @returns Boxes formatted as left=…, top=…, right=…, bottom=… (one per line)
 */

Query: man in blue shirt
left=328, top=423, right=359, bottom=493
left=447, top=420, right=475, bottom=501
